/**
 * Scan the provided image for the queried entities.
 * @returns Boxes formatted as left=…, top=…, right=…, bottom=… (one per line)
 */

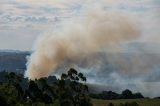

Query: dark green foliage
left=133, top=92, right=144, bottom=99
left=121, top=89, right=133, bottom=99
left=90, top=89, right=144, bottom=100
left=0, top=69, right=92, bottom=106
left=0, top=72, right=24, bottom=105
left=0, top=83, right=20, bottom=105
left=0, top=95, right=8, bottom=106
left=99, top=91, right=119, bottom=100
left=51, top=68, right=92, bottom=106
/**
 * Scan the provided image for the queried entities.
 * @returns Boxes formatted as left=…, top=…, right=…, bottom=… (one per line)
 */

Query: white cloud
left=0, top=0, right=159, bottom=50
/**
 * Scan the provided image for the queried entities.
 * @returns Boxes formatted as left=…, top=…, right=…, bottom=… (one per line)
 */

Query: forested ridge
left=0, top=68, right=92, bottom=106
left=0, top=69, right=159, bottom=106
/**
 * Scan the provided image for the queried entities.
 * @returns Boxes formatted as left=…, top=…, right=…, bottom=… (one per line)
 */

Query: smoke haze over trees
left=0, top=51, right=160, bottom=97
left=0, top=0, right=159, bottom=99
left=0, top=70, right=153, bottom=106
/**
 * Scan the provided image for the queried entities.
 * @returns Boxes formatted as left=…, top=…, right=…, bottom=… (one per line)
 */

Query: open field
left=92, top=99, right=160, bottom=106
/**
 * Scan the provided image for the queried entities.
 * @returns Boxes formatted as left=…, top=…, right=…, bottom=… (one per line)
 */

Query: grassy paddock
left=92, top=99, right=160, bottom=106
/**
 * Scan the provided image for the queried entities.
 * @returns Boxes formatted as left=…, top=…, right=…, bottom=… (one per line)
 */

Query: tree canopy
left=0, top=69, right=92, bottom=106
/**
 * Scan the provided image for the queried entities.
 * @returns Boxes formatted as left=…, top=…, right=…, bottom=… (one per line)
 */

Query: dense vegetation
left=0, top=70, right=159, bottom=106
left=90, top=89, right=144, bottom=100
left=0, top=68, right=92, bottom=106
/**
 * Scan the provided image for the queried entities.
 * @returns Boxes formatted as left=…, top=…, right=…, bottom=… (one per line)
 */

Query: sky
left=0, top=0, right=159, bottom=51
left=0, top=0, right=160, bottom=97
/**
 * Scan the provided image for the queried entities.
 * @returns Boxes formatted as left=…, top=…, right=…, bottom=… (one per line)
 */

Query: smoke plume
left=25, top=9, right=139, bottom=80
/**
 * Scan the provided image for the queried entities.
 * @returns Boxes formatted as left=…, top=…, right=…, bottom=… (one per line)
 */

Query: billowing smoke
left=25, top=9, right=139, bottom=80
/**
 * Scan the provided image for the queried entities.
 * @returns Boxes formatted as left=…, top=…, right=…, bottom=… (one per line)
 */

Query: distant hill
left=0, top=50, right=30, bottom=73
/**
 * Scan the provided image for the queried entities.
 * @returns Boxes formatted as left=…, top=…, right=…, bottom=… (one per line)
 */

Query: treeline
left=0, top=69, right=92, bottom=106
left=89, top=89, right=144, bottom=100
left=107, top=102, right=139, bottom=106
left=0, top=70, right=156, bottom=106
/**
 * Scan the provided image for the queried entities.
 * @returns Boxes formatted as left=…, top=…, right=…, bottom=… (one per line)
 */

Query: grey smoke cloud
left=49, top=49, right=160, bottom=97
left=0, top=1, right=159, bottom=98
left=78, top=51, right=160, bottom=97
left=23, top=0, right=160, bottom=97
left=25, top=9, right=139, bottom=80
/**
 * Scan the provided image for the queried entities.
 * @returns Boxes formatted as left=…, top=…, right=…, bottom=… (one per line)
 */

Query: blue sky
left=0, top=0, right=159, bottom=51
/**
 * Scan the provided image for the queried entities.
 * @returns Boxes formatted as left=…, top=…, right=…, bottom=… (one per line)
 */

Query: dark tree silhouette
left=121, top=89, right=133, bottom=99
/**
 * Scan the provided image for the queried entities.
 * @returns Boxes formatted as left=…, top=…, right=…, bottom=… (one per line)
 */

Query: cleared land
left=92, top=99, right=160, bottom=106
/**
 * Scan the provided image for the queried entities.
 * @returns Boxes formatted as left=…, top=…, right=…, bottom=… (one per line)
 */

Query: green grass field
left=92, top=99, right=160, bottom=106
